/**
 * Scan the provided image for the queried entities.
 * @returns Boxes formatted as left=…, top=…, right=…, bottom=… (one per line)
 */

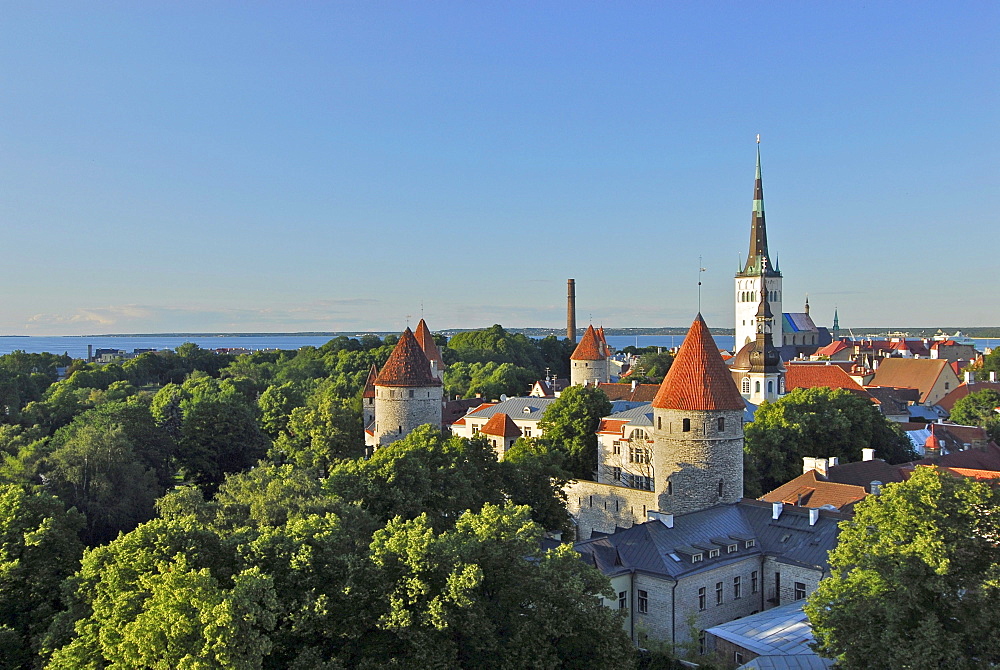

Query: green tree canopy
left=744, top=387, right=916, bottom=496
left=537, top=385, right=612, bottom=480
left=948, top=388, right=1000, bottom=442
left=805, top=467, right=1000, bottom=669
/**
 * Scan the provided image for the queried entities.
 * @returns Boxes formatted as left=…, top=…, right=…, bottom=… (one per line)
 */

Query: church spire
left=740, top=141, right=779, bottom=278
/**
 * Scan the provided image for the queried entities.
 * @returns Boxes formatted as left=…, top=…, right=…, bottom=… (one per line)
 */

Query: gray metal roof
left=464, top=397, right=556, bottom=422
left=738, top=656, right=834, bottom=670
left=707, top=602, right=818, bottom=656
left=575, top=501, right=845, bottom=580
left=603, top=402, right=654, bottom=427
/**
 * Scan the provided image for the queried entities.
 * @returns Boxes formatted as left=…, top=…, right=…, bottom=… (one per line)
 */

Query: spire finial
left=698, top=257, right=706, bottom=312
left=756, top=133, right=760, bottom=144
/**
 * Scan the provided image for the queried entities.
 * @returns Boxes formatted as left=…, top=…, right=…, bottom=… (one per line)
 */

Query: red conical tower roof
left=571, top=325, right=606, bottom=361
left=363, top=363, right=379, bottom=398
left=652, top=314, right=746, bottom=411
left=414, top=318, right=445, bottom=369
left=375, top=328, right=442, bottom=387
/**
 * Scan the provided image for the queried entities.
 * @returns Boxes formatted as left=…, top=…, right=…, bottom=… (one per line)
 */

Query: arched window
left=780, top=378, right=785, bottom=393
left=755, top=381, right=761, bottom=393
left=718, top=417, right=725, bottom=432
left=629, top=429, right=647, bottom=441
left=767, top=380, right=774, bottom=394
left=741, top=377, right=750, bottom=394
left=682, top=418, right=691, bottom=432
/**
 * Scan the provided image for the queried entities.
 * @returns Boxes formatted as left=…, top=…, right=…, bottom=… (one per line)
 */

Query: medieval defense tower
left=369, top=327, right=443, bottom=448
left=735, top=142, right=783, bottom=348
left=570, top=324, right=609, bottom=386
left=651, top=314, right=746, bottom=515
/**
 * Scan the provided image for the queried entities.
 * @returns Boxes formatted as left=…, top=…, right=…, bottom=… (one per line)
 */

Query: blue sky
left=2, top=2, right=997, bottom=335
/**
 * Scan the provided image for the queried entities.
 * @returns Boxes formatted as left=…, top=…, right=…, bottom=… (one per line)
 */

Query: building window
left=746, top=539, right=756, bottom=549
left=698, top=587, right=706, bottom=611
left=718, top=479, right=724, bottom=498
left=752, top=571, right=759, bottom=594
left=609, top=466, right=622, bottom=483
left=397, top=426, right=402, bottom=434
left=716, top=581, right=723, bottom=605
left=698, top=630, right=707, bottom=655
left=767, top=380, right=773, bottom=394
left=734, top=576, right=741, bottom=599
left=692, top=553, right=703, bottom=563
left=629, top=446, right=650, bottom=464
left=727, top=544, right=737, bottom=554
left=682, top=418, right=691, bottom=432
left=709, top=549, right=720, bottom=558
left=755, top=380, right=761, bottom=393
left=718, top=417, right=725, bottom=432
left=735, top=652, right=745, bottom=665
left=638, top=590, right=648, bottom=614
left=795, top=582, right=807, bottom=601
left=741, top=377, right=750, bottom=394
left=612, top=441, right=621, bottom=455
left=618, top=591, right=627, bottom=610
left=667, top=480, right=673, bottom=495
left=472, top=425, right=480, bottom=435
left=523, top=427, right=531, bottom=438
left=408, top=389, right=414, bottom=398
left=657, top=416, right=662, bottom=430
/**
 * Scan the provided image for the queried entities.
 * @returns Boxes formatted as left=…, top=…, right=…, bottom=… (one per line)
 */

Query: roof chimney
left=870, top=480, right=883, bottom=495
left=965, top=370, right=975, bottom=385
left=862, top=448, right=876, bottom=462
left=991, top=371, right=997, bottom=383
left=647, top=510, right=674, bottom=528
left=631, top=379, right=638, bottom=391
left=804, top=457, right=829, bottom=477
left=828, top=456, right=839, bottom=468
left=567, top=279, right=577, bottom=343
left=809, top=508, right=820, bottom=526
left=772, top=501, right=783, bottom=520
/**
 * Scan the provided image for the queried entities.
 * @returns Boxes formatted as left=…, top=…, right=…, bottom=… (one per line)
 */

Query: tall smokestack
left=567, top=279, right=577, bottom=342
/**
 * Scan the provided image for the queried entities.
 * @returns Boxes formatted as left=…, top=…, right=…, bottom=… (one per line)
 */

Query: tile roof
left=480, top=412, right=523, bottom=438
left=362, top=363, right=378, bottom=398
left=785, top=363, right=869, bottom=395
left=413, top=319, right=445, bottom=369
left=869, top=358, right=950, bottom=404
left=597, top=382, right=660, bottom=402
left=761, top=470, right=867, bottom=511
left=910, top=441, right=1000, bottom=470
left=937, top=381, right=1000, bottom=412
left=652, top=314, right=745, bottom=411
left=814, top=340, right=850, bottom=356
left=571, top=325, right=606, bottom=361
left=374, top=328, right=442, bottom=388
left=597, top=419, right=630, bottom=435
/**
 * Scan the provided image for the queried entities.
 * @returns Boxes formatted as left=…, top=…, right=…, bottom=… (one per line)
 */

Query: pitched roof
left=597, top=419, right=629, bottom=435
left=869, top=358, right=950, bottom=403
left=571, top=325, right=606, bottom=361
left=598, top=382, right=660, bottom=403
left=652, top=314, right=745, bottom=411
left=707, top=602, right=831, bottom=662
left=457, top=397, right=553, bottom=424
left=761, top=470, right=867, bottom=511
left=785, top=363, right=869, bottom=396
left=414, top=319, right=445, bottom=369
left=374, top=328, right=442, bottom=388
left=363, top=363, right=378, bottom=398
left=823, top=458, right=907, bottom=490
left=480, top=412, right=522, bottom=438
left=814, top=340, right=851, bottom=357
left=937, top=381, right=1000, bottom=412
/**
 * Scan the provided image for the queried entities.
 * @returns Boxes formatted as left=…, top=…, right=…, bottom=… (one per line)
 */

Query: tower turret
left=362, top=363, right=378, bottom=431
left=368, top=327, right=443, bottom=448
left=570, top=325, right=609, bottom=386
left=651, top=314, right=745, bottom=515
left=414, top=318, right=446, bottom=381
left=735, top=141, right=783, bottom=348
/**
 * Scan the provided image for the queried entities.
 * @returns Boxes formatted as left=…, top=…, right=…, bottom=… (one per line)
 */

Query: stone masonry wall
left=571, top=358, right=609, bottom=387
left=652, top=408, right=744, bottom=515
left=373, top=385, right=443, bottom=447
left=565, top=480, right=656, bottom=540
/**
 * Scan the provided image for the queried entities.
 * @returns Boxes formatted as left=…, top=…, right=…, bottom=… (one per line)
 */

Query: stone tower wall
left=571, top=358, right=609, bottom=387
left=734, top=276, right=783, bottom=349
left=651, top=408, right=744, bottom=515
left=373, top=385, right=443, bottom=447
left=363, top=397, right=375, bottom=430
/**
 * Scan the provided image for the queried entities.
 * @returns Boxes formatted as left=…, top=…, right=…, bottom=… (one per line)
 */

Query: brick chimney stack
left=567, top=279, right=577, bottom=342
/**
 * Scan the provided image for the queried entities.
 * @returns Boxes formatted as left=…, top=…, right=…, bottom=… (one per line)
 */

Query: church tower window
left=742, top=377, right=750, bottom=394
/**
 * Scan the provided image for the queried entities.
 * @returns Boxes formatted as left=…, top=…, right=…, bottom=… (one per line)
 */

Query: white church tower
left=735, top=141, right=783, bottom=349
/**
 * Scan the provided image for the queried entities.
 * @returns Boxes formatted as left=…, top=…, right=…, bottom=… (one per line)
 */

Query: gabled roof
left=597, top=419, right=630, bottom=435
left=598, top=382, right=660, bottom=403
left=785, top=363, right=869, bottom=396
left=374, top=328, right=442, bottom=388
left=652, top=314, right=745, bottom=411
left=783, top=312, right=818, bottom=333
left=869, top=358, right=950, bottom=404
left=761, top=470, right=867, bottom=511
left=458, top=397, right=554, bottom=423
left=571, top=325, right=606, bottom=361
left=814, top=340, right=850, bottom=356
left=480, top=412, right=522, bottom=438
left=363, top=363, right=379, bottom=398
left=937, top=381, right=1000, bottom=412
left=414, top=319, right=445, bottom=369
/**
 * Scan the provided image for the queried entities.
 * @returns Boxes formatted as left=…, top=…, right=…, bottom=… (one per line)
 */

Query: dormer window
left=691, top=553, right=703, bottom=563
left=745, top=539, right=755, bottom=549
left=708, top=549, right=720, bottom=559
left=727, top=544, right=737, bottom=554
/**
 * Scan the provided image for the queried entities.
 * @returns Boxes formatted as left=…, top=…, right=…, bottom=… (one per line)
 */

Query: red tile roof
left=598, top=382, right=660, bottom=403
left=785, top=363, right=870, bottom=396
left=937, top=381, right=1000, bottom=412
left=815, top=340, right=850, bottom=356
left=374, top=328, right=442, bottom=388
left=363, top=363, right=378, bottom=399
left=761, top=470, right=868, bottom=510
left=480, top=413, right=522, bottom=438
left=414, top=319, right=445, bottom=369
left=597, top=419, right=629, bottom=435
left=652, top=314, right=745, bottom=411
left=571, top=325, right=606, bottom=361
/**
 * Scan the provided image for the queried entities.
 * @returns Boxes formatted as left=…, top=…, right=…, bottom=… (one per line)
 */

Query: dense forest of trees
left=0, top=332, right=652, bottom=669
